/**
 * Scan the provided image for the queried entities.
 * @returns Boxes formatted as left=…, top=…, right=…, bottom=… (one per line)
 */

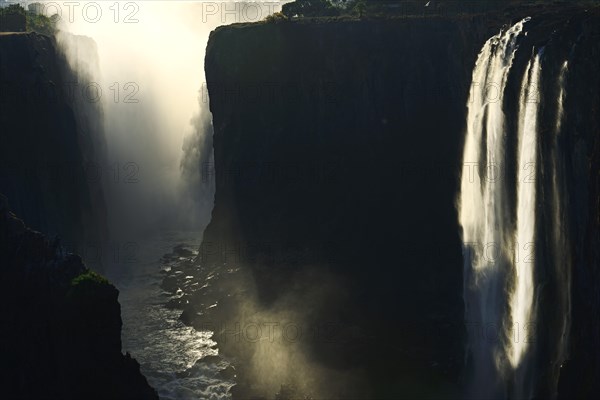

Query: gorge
left=1, top=1, right=599, bottom=399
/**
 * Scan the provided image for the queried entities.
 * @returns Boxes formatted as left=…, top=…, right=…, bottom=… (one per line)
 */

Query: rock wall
left=202, top=14, right=494, bottom=399
left=201, top=4, right=600, bottom=399
left=0, top=32, right=107, bottom=258
left=0, top=195, right=157, bottom=399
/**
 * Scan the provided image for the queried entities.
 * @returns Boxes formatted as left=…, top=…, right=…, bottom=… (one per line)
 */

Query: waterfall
left=550, top=61, right=571, bottom=388
left=459, top=16, right=578, bottom=398
left=509, top=50, right=542, bottom=399
left=459, top=18, right=529, bottom=398
left=509, top=50, right=542, bottom=368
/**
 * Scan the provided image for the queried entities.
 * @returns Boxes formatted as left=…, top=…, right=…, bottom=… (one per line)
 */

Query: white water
left=509, top=50, right=541, bottom=381
left=105, top=232, right=234, bottom=399
left=458, top=15, right=580, bottom=398
left=459, top=19, right=529, bottom=396
left=457, top=18, right=557, bottom=398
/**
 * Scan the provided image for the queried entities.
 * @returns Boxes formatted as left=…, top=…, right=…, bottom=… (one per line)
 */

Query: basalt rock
left=0, top=32, right=107, bottom=268
left=0, top=196, right=157, bottom=399
left=200, top=4, right=600, bottom=399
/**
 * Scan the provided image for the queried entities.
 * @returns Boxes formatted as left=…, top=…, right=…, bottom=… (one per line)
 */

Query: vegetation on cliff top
left=0, top=4, right=58, bottom=36
left=275, top=0, right=600, bottom=20
left=71, top=269, right=110, bottom=288
left=67, top=269, right=114, bottom=301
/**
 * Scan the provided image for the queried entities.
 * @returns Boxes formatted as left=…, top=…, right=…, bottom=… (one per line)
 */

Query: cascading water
left=459, top=18, right=529, bottom=398
left=459, top=15, right=578, bottom=397
left=509, top=49, right=542, bottom=399
left=550, top=60, right=572, bottom=385
left=457, top=17, right=560, bottom=399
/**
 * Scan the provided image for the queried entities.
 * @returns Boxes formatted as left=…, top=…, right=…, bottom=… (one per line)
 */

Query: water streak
left=509, top=50, right=542, bottom=379
left=550, top=61, right=572, bottom=389
left=459, top=18, right=529, bottom=397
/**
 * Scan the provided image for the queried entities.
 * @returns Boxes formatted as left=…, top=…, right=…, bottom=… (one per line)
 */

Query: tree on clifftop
left=0, top=3, right=57, bottom=35
left=281, top=0, right=340, bottom=18
left=0, top=4, right=26, bottom=32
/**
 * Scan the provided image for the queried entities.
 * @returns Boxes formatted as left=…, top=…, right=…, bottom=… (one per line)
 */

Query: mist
left=56, top=1, right=281, bottom=239
left=203, top=262, right=371, bottom=398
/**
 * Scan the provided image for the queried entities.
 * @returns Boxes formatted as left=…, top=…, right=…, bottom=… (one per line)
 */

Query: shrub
left=67, top=269, right=113, bottom=302
left=71, top=269, right=110, bottom=288
left=27, top=12, right=59, bottom=36
left=265, top=12, right=290, bottom=23
left=281, top=0, right=340, bottom=18
left=0, top=4, right=26, bottom=32
left=0, top=4, right=57, bottom=36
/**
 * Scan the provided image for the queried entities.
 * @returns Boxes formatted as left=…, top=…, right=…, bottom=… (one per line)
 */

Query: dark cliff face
left=0, top=32, right=107, bottom=258
left=538, top=12, right=600, bottom=400
left=0, top=195, right=157, bottom=399
left=202, top=16, right=495, bottom=398
left=202, top=6, right=600, bottom=399
left=0, top=32, right=156, bottom=398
